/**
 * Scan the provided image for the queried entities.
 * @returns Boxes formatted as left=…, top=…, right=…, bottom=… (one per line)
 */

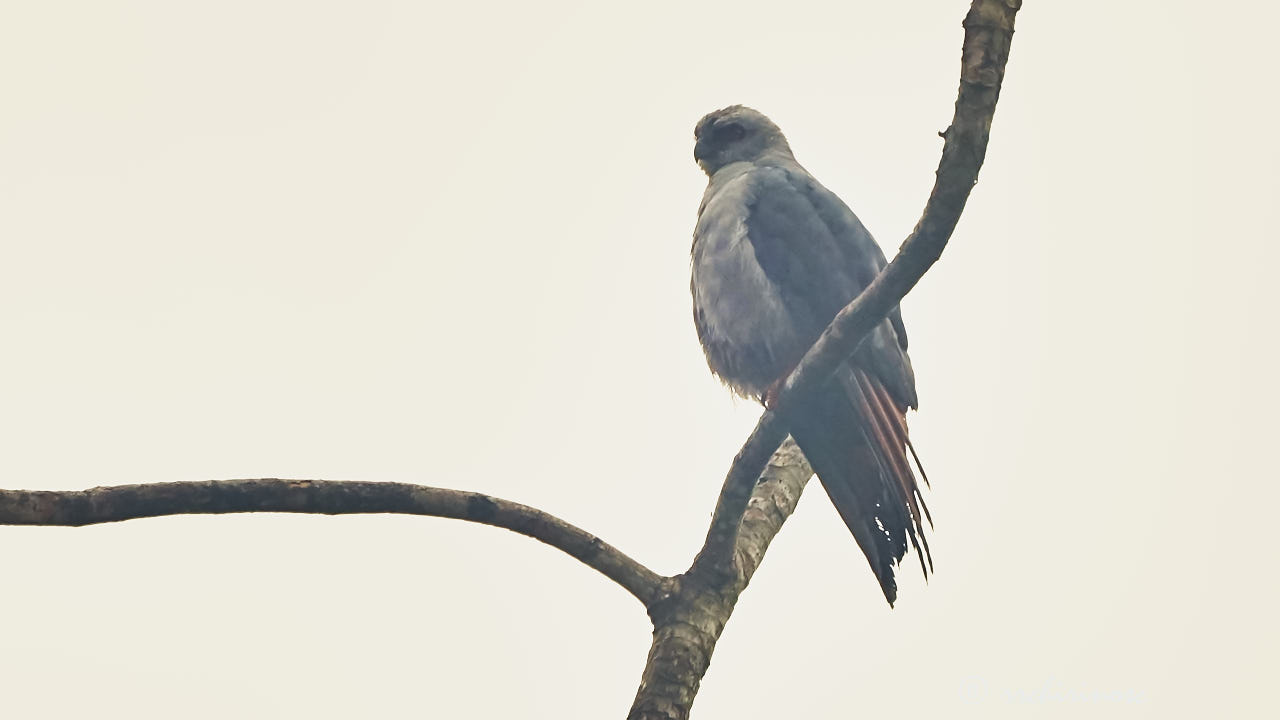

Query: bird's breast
left=691, top=182, right=804, bottom=397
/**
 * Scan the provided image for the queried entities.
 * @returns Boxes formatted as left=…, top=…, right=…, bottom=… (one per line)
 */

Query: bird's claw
left=763, top=379, right=784, bottom=410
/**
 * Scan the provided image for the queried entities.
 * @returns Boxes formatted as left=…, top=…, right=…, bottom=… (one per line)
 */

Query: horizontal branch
left=0, top=479, right=665, bottom=606
left=690, top=0, right=1021, bottom=582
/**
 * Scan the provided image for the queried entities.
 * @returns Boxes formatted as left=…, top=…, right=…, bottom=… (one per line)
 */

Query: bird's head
left=693, top=105, right=793, bottom=176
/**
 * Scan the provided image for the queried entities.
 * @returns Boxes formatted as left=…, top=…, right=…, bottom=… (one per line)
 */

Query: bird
left=690, top=105, right=931, bottom=605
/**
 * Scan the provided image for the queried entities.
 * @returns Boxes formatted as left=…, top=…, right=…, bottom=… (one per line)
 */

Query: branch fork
left=0, top=3, right=1021, bottom=718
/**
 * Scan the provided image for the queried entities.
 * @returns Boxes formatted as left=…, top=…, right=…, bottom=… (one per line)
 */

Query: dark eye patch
left=719, top=121, right=746, bottom=142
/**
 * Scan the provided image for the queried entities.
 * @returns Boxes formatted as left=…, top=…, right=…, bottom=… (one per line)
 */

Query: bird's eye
left=720, top=122, right=746, bottom=142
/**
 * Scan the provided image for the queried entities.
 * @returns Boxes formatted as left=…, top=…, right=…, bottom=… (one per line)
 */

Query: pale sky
left=2, top=1, right=1276, bottom=718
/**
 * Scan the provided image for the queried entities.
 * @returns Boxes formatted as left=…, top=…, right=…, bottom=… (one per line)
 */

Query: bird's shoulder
left=693, top=163, right=816, bottom=256
left=698, top=161, right=881, bottom=255
left=697, top=161, right=803, bottom=212
left=694, top=159, right=917, bottom=405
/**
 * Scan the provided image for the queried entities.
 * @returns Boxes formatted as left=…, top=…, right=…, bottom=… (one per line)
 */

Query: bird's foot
left=763, top=380, right=783, bottom=410
left=762, top=365, right=797, bottom=410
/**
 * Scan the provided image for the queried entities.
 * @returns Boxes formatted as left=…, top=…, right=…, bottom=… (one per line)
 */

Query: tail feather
left=856, top=370, right=934, bottom=570
left=786, top=362, right=933, bottom=606
left=870, top=380, right=934, bottom=526
left=844, top=372, right=931, bottom=579
left=789, top=392, right=906, bottom=604
left=816, top=442, right=898, bottom=598
left=854, top=372, right=927, bottom=527
left=906, top=437, right=932, bottom=491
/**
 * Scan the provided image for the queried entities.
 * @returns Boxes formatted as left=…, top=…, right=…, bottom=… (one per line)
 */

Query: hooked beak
left=693, top=136, right=711, bottom=165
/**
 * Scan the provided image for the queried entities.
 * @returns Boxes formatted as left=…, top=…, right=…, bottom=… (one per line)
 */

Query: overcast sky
left=2, top=1, right=1276, bottom=718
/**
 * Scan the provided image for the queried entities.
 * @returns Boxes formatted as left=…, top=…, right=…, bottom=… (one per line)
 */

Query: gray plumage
left=690, top=105, right=931, bottom=605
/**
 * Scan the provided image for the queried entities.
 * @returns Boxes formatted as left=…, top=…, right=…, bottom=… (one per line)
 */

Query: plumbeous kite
left=690, top=105, right=931, bottom=605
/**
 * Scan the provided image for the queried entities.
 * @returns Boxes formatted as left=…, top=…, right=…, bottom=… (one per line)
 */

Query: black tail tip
left=879, top=577, right=898, bottom=607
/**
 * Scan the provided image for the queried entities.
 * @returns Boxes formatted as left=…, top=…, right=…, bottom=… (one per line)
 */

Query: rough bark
left=629, top=442, right=812, bottom=720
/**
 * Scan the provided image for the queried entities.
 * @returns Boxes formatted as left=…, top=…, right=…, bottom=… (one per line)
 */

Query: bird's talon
left=763, top=380, right=783, bottom=410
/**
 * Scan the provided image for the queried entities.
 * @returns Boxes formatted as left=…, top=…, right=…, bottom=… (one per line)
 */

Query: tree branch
left=0, top=479, right=665, bottom=606
left=630, top=1, right=1022, bottom=717
left=0, top=4, right=1020, bottom=719
left=629, top=441, right=813, bottom=720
